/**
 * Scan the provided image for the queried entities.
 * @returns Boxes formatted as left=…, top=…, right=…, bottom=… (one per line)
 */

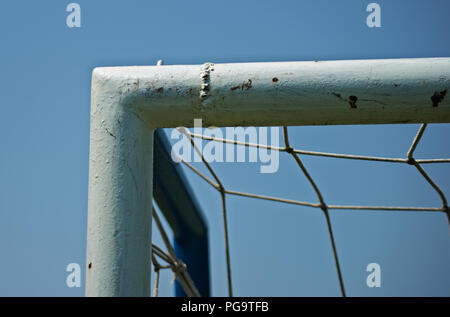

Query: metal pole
left=93, top=58, right=450, bottom=129
left=86, top=69, right=154, bottom=296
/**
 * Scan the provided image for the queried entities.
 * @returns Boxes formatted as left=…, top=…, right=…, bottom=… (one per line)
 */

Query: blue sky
left=0, top=0, right=449, bottom=296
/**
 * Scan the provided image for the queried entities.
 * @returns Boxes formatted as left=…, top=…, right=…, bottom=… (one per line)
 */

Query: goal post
left=86, top=58, right=450, bottom=296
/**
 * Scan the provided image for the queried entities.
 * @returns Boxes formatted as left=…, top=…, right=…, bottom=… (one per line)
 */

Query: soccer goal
left=86, top=58, right=450, bottom=296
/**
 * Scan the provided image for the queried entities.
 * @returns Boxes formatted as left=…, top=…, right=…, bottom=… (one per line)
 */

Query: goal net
left=154, top=122, right=449, bottom=297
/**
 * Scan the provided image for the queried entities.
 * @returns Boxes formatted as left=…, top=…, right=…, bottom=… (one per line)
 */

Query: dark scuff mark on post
left=331, top=92, right=345, bottom=101
left=431, top=90, right=447, bottom=107
left=348, top=95, right=358, bottom=109
left=242, top=79, right=252, bottom=90
left=230, top=79, right=253, bottom=91
left=106, top=128, right=116, bottom=138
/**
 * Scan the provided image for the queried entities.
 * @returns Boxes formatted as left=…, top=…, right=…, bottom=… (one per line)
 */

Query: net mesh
left=152, top=123, right=450, bottom=297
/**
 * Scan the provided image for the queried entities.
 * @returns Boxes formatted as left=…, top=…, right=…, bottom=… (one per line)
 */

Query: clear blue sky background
left=0, top=0, right=449, bottom=296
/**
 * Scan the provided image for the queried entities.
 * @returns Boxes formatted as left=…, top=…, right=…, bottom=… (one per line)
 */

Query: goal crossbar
left=86, top=58, right=450, bottom=296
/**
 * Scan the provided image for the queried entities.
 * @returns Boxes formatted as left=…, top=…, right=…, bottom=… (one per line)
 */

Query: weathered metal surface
left=86, top=58, right=450, bottom=297
left=93, top=58, right=450, bottom=129
left=86, top=72, right=154, bottom=296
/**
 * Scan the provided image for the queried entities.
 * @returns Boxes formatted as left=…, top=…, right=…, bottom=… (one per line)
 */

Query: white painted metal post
left=86, top=69, right=154, bottom=296
left=86, top=58, right=450, bottom=297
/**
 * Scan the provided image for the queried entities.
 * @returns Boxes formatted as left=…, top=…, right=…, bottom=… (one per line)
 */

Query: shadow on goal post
left=85, top=58, right=450, bottom=297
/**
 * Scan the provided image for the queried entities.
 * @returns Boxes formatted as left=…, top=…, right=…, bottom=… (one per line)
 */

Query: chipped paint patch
left=199, top=63, right=214, bottom=109
left=431, top=90, right=447, bottom=107
left=348, top=95, right=358, bottom=109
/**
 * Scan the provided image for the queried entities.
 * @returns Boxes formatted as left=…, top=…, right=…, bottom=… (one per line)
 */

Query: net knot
left=285, top=146, right=294, bottom=154
left=172, top=261, right=187, bottom=274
